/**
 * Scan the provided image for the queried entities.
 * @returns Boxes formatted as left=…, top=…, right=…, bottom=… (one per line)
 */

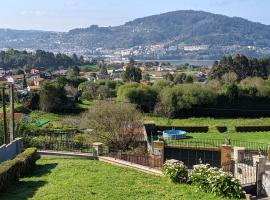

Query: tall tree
left=121, top=66, right=142, bottom=82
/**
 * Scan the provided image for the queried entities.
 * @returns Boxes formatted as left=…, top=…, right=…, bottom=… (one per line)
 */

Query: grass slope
left=0, top=156, right=230, bottom=200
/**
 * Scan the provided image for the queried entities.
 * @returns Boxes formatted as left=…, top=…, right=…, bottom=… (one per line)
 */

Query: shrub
left=235, top=126, right=270, bottom=132
left=16, top=147, right=40, bottom=176
left=209, top=169, right=244, bottom=199
left=188, top=164, right=212, bottom=192
left=189, top=164, right=244, bottom=199
left=216, top=126, right=227, bottom=133
left=0, top=147, right=40, bottom=191
left=162, top=160, right=188, bottom=183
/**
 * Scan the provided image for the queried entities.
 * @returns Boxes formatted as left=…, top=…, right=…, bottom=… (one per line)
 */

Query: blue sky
left=0, top=0, right=269, bottom=31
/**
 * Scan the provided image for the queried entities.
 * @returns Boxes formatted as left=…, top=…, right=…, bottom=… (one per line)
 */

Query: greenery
left=117, top=82, right=158, bottom=112
left=121, top=65, right=142, bottom=83
left=80, top=101, right=144, bottom=150
left=0, top=49, right=91, bottom=70
left=162, top=160, right=188, bottom=183
left=211, top=54, right=270, bottom=80
left=145, top=116, right=270, bottom=144
left=189, top=164, right=244, bottom=199
left=0, top=148, right=39, bottom=192
left=39, top=81, right=70, bottom=112
left=0, top=156, right=230, bottom=200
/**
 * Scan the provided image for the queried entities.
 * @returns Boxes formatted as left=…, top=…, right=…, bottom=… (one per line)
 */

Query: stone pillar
left=152, top=141, right=164, bottom=167
left=253, top=155, right=267, bottom=196
left=221, top=145, right=232, bottom=172
left=262, top=162, right=270, bottom=197
left=233, top=147, right=245, bottom=176
left=93, top=142, right=104, bottom=157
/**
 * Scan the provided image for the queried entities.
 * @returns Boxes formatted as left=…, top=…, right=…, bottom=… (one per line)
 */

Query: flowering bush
left=208, top=169, right=244, bottom=199
left=188, top=164, right=212, bottom=191
left=189, top=164, right=244, bottom=199
left=162, top=160, right=188, bottom=183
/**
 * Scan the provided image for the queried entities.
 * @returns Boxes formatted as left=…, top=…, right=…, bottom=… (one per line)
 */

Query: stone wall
left=0, top=138, right=23, bottom=163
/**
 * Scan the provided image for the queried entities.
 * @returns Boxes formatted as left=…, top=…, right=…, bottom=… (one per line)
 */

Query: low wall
left=0, top=138, right=23, bottom=163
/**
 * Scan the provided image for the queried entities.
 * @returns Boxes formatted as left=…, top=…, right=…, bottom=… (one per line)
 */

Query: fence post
left=152, top=140, right=164, bottom=167
left=93, top=142, right=103, bottom=157
left=221, top=144, right=232, bottom=172
left=253, top=155, right=267, bottom=197
left=267, top=145, right=270, bottom=162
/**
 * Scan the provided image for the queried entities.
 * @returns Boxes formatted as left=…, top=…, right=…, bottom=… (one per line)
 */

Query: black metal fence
left=104, top=147, right=161, bottom=168
left=162, top=138, right=269, bottom=155
left=30, top=140, right=93, bottom=153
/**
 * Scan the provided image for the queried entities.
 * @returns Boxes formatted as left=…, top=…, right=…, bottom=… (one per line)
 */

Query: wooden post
left=9, top=84, right=15, bottom=142
left=2, top=87, right=8, bottom=144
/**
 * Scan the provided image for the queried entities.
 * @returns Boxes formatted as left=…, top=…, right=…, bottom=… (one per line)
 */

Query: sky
left=0, top=0, right=269, bottom=32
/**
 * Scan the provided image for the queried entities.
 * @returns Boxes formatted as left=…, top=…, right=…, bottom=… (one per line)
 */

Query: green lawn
left=0, top=156, right=231, bottom=200
left=145, top=116, right=270, bottom=144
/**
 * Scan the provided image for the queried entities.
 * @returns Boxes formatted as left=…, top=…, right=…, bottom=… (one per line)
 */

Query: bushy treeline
left=117, top=77, right=270, bottom=118
left=211, top=54, right=270, bottom=80
left=0, top=49, right=93, bottom=70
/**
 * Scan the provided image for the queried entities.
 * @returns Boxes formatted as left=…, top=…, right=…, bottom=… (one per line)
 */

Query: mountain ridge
left=0, top=10, right=270, bottom=59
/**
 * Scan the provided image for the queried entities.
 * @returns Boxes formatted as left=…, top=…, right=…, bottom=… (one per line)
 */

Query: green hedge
left=0, top=148, right=40, bottom=191
left=235, top=126, right=270, bottom=132
left=216, top=126, right=228, bottom=133
left=157, top=126, right=209, bottom=133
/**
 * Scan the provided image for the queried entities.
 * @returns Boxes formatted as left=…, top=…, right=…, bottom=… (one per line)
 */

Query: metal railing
left=31, top=140, right=93, bottom=153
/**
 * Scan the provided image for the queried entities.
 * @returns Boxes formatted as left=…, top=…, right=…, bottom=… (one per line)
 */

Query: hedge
left=235, top=126, right=270, bottom=132
left=157, top=126, right=209, bottom=133
left=0, top=147, right=40, bottom=191
left=216, top=126, right=228, bottom=133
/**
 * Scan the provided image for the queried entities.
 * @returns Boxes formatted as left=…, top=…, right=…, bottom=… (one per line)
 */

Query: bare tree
left=80, top=101, right=144, bottom=150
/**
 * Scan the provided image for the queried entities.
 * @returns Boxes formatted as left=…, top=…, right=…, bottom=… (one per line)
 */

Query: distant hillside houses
left=183, top=45, right=209, bottom=51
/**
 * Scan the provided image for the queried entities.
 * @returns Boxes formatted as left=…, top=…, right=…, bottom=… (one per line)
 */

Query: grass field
left=145, top=116, right=270, bottom=144
left=0, top=156, right=232, bottom=200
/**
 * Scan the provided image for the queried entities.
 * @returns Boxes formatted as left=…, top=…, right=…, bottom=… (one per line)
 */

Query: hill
left=1, top=10, right=270, bottom=59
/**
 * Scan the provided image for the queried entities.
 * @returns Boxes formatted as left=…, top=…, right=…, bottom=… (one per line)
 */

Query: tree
left=121, top=66, right=142, bottom=82
left=174, top=73, right=187, bottom=84
left=22, top=74, right=27, bottom=89
left=80, top=101, right=144, bottom=150
left=129, top=57, right=136, bottom=65
left=99, top=65, right=108, bottom=75
left=117, top=83, right=158, bottom=112
left=143, top=73, right=151, bottom=81
left=164, top=72, right=174, bottom=81
left=21, top=92, right=40, bottom=110
left=39, top=81, right=68, bottom=112
left=221, top=72, right=238, bottom=84
left=226, top=83, right=239, bottom=104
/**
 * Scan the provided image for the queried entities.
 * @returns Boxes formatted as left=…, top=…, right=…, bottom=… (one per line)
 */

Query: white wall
left=0, top=138, right=23, bottom=163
